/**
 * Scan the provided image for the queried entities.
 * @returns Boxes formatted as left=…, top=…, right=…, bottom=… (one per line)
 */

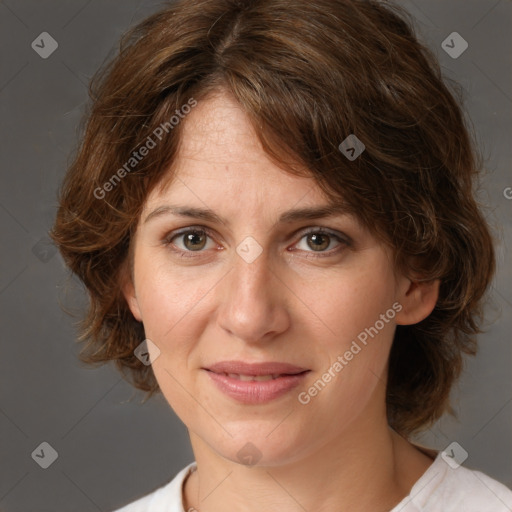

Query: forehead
left=180, top=91, right=260, bottom=162
left=146, top=91, right=332, bottom=209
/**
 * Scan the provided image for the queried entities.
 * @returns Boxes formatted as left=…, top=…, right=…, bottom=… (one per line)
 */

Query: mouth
left=203, top=361, right=310, bottom=404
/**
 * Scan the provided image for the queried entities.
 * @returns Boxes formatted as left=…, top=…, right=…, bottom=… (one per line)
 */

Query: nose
left=216, top=247, right=290, bottom=344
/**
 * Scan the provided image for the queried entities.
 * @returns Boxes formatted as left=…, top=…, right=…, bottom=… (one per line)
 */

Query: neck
left=183, top=412, right=433, bottom=512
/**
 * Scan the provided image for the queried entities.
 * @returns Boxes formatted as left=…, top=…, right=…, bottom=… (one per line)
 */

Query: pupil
left=308, top=233, right=329, bottom=251
left=185, top=231, right=206, bottom=251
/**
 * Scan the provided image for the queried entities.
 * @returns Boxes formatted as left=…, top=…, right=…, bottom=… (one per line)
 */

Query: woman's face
left=123, top=90, right=431, bottom=466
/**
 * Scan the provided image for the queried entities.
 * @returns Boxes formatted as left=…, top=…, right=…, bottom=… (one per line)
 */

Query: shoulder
left=437, top=464, right=512, bottom=511
left=108, top=462, right=196, bottom=512
left=397, top=451, right=512, bottom=512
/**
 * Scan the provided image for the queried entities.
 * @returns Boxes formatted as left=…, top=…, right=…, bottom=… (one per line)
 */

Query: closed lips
left=204, top=361, right=310, bottom=404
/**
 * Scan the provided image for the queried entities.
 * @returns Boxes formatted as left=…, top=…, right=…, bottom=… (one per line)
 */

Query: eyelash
left=162, top=226, right=351, bottom=259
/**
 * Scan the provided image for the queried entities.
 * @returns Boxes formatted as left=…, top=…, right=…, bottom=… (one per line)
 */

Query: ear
left=395, top=277, right=440, bottom=326
left=119, top=261, right=143, bottom=322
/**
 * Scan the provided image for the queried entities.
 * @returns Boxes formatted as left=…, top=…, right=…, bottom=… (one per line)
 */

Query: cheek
left=299, top=319, right=393, bottom=441
left=132, top=257, right=219, bottom=417
left=310, top=262, right=397, bottom=350
left=301, top=263, right=397, bottom=408
left=134, top=255, right=216, bottom=340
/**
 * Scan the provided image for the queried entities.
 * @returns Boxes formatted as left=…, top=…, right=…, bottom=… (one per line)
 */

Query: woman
left=50, top=0, right=512, bottom=510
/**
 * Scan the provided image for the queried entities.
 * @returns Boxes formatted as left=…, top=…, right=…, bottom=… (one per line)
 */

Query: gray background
left=0, top=1, right=511, bottom=510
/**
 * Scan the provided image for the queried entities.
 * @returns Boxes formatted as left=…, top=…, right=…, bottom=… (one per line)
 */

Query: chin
left=204, top=422, right=306, bottom=468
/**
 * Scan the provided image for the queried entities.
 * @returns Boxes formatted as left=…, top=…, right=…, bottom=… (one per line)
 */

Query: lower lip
left=205, top=370, right=309, bottom=404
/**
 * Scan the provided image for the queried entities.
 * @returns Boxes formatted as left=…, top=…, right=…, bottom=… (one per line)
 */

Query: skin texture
left=122, top=90, right=440, bottom=512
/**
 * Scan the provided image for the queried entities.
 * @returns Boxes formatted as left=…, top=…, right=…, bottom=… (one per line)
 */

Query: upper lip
left=205, top=361, right=309, bottom=376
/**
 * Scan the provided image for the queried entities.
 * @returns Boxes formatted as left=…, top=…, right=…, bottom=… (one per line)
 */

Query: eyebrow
left=143, top=202, right=351, bottom=227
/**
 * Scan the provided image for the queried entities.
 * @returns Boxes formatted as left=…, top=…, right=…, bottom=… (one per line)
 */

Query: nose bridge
left=229, top=244, right=275, bottom=311
left=233, top=247, right=271, bottom=297
left=228, top=230, right=273, bottom=299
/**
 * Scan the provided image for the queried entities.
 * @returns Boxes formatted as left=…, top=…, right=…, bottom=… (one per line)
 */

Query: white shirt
left=111, top=451, right=512, bottom=511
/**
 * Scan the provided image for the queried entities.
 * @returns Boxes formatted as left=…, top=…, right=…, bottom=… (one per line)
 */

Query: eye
left=163, top=228, right=217, bottom=256
left=293, top=228, right=349, bottom=256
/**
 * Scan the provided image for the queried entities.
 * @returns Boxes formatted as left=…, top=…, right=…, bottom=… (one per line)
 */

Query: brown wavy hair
left=50, top=0, right=495, bottom=436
